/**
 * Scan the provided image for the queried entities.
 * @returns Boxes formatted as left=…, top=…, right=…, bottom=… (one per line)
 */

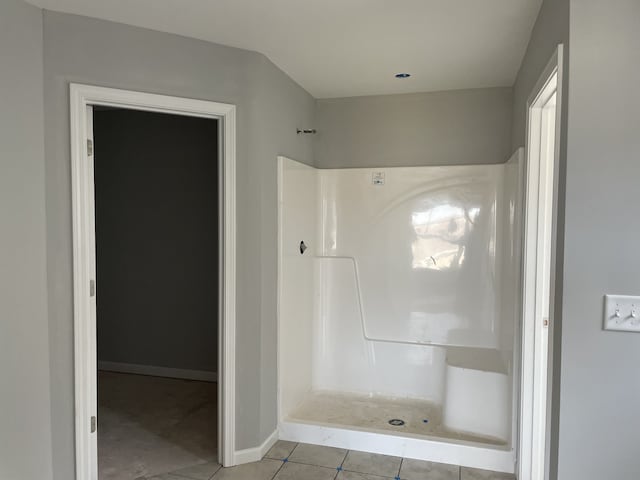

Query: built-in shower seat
left=442, top=347, right=510, bottom=442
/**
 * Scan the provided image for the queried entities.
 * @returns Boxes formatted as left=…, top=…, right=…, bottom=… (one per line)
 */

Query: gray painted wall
left=0, top=1, right=53, bottom=479
left=94, top=109, right=218, bottom=373
left=511, top=0, right=569, bottom=150
left=42, top=11, right=315, bottom=479
left=509, top=1, right=569, bottom=478
left=557, top=1, right=640, bottom=477
left=315, top=88, right=513, bottom=168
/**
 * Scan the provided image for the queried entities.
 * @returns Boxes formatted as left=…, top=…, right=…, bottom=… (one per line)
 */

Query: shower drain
left=388, top=418, right=405, bottom=426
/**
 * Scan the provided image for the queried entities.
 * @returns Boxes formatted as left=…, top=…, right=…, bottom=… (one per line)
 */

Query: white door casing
left=70, top=84, right=237, bottom=479
left=518, top=44, right=563, bottom=480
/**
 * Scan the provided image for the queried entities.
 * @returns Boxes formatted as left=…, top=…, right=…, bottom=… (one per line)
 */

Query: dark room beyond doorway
left=93, top=108, right=220, bottom=479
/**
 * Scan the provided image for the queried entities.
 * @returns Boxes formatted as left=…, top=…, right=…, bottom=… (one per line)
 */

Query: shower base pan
left=279, top=391, right=515, bottom=474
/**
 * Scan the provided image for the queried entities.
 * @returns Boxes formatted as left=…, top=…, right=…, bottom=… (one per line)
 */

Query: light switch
left=603, top=294, right=640, bottom=333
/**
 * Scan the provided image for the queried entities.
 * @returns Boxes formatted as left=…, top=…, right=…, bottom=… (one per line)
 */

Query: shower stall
left=277, top=152, right=523, bottom=473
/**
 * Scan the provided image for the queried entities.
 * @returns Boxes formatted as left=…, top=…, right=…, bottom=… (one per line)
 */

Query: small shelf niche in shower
left=277, top=154, right=523, bottom=474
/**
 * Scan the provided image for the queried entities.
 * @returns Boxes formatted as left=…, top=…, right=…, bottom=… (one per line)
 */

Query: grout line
left=210, top=463, right=224, bottom=480
left=334, top=448, right=349, bottom=480
left=207, top=464, right=222, bottom=480
left=269, top=461, right=286, bottom=480
left=283, top=442, right=350, bottom=473
left=268, top=442, right=299, bottom=480
left=288, top=442, right=301, bottom=458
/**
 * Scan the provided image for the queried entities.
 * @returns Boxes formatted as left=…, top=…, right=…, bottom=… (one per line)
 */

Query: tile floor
left=143, top=441, right=516, bottom=480
left=98, top=371, right=217, bottom=480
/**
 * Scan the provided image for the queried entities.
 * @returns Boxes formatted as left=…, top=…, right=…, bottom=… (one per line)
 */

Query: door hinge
left=90, top=279, right=96, bottom=297
left=91, top=416, right=97, bottom=433
left=87, top=139, right=93, bottom=156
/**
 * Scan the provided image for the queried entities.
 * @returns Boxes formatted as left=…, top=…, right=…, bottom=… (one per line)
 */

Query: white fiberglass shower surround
left=277, top=153, right=523, bottom=473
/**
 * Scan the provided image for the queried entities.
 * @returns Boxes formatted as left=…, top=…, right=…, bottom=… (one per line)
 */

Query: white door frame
left=70, top=83, right=237, bottom=480
left=518, top=45, right=563, bottom=480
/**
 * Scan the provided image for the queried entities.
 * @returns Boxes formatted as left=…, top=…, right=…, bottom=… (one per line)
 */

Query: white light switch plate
left=604, top=294, right=640, bottom=333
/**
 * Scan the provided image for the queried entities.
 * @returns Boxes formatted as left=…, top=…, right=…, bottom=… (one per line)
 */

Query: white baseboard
left=98, top=361, right=218, bottom=383
left=233, top=430, right=278, bottom=465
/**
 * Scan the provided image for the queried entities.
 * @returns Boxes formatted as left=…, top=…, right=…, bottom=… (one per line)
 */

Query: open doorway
left=92, top=108, right=219, bottom=479
left=70, top=85, right=237, bottom=480
left=519, top=45, right=563, bottom=480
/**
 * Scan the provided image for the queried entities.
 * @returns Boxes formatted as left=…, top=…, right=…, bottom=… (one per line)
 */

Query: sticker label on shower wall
left=372, top=172, right=385, bottom=185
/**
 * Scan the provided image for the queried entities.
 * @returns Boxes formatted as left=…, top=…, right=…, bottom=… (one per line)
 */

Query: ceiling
left=27, top=0, right=542, bottom=98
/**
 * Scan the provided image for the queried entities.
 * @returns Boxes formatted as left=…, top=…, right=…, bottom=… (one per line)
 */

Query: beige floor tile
left=211, top=459, right=282, bottom=480
left=343, top=451, right=401, bottom=478
left=265, top=440, right=298, bottom=460
left=171, top=461, right=222, bottom=479
left=461, top=467, right=515, bottom=480
left=399, top=458, right=459, bottom=480
left=98, top=372, right=217, bottom=480
left=338, top=471, right=395, bottom=480
left=274, top=462, right=338, bottom=480
left=288, top=443, right=348, bottom=468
